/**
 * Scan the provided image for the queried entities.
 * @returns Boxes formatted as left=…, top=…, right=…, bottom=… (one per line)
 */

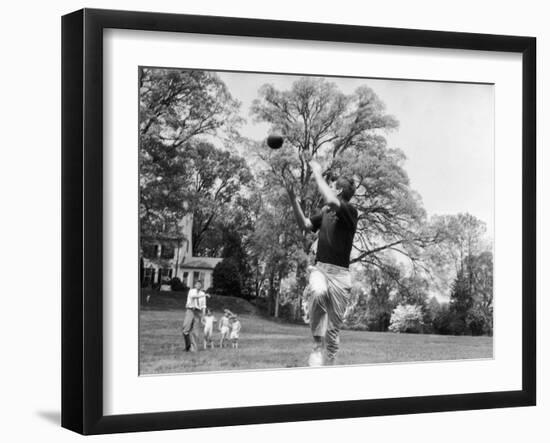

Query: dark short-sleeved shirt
left=310, top=200, right=358, bottom=268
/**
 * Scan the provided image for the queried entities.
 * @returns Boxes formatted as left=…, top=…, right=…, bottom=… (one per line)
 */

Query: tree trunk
left=140, top=257, right=144, bottom=286
left=274, top=290, right=280, bottom=318
left=268, top=271, right=276, bottom=316
left=274, top=269, right=284, bottom=318
left=294, top=259, right=309, bottom=322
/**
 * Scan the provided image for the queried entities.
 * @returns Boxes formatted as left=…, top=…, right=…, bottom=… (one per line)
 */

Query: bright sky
left=217, top=71, right=494, bottom=236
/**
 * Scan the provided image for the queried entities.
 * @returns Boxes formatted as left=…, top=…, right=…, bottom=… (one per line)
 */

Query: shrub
left=432, top=304, right=454, bottom=335
left=466, top=306, right=493, bottom=336
left=389, top=304, right=424, bottom=333
left=212, top=258, right=242, bottom=297
left=170, top=277, right=186, bottom=292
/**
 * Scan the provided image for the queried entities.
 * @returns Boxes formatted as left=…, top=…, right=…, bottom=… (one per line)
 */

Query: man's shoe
left=183, top=333, right=191, bottom=351
left=308, top=350, right=323, bottom=367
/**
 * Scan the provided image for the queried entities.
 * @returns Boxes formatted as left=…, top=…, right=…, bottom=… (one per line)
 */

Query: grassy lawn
left=139, top=307, right=493, bottom=375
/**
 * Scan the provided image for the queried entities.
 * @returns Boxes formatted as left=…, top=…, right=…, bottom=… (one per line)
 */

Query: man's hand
left=282, top=173, right=310, bottom=231
left=309, top=159, right=323, bottom=177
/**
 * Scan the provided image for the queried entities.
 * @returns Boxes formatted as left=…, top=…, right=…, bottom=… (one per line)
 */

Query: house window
left=161, top=244, right=175, bottom=259
left=183, top=272, right=189, bottom=286
left=143, top=267, right=153, bottom=285
left=142, top=243, right=157, bottom=258
left=193, top=271, right=205, bottom=286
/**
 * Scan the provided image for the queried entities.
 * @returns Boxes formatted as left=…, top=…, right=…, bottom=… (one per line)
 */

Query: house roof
left=181, top=257, right=223, bottom=270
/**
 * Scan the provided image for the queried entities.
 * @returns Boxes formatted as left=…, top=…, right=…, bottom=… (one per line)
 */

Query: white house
left=141, top=215, right=222, bottom=291
left=177, top=256, right=223, bottom=290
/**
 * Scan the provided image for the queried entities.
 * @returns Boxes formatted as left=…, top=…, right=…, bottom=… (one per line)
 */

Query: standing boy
left=285, top=159, right=358, bottom=366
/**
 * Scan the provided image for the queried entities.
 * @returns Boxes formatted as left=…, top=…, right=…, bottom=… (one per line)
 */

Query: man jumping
left=284, top=160, right=358, bottom=366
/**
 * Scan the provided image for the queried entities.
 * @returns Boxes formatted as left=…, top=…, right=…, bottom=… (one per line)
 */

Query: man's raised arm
left=309, top=159, right=340, bottom=210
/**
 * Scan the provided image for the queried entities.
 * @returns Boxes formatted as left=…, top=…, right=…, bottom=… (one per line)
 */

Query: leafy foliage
left=345, top=264, right=399, bottom=331
left=427, top=213, right=488, bottom=291
left=430, top=301, right=454, bottom=335
left=247, top=188, right=309, bottom=315
left=170, top=277, right=187, bottom=292
left=448, top=269, right=472, bottom=334
left=184, top=142, right=253, bottom=255
left=447, top=251, right=493, bottom=336
left=212, top=258, right=242, bottom=297
left=389, top=304, right=424, bottom=333
left=139, top=68, right=242, bottom=239
left=217, top=230, right=254, bottom=299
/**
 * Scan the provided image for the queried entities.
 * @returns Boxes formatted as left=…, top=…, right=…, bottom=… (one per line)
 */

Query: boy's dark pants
left=182, top=308, right=202, bottom=352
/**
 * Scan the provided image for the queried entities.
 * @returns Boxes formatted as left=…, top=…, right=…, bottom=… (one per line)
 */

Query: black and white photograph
left=139, top=67, right=494, bottom=375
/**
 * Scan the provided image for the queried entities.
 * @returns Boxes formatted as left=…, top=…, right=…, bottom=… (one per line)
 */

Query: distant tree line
left=344, top=214, right=493, bottom=336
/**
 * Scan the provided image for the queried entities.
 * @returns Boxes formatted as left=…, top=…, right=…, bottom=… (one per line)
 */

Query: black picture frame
left=61, top=8, right=536, bottom=435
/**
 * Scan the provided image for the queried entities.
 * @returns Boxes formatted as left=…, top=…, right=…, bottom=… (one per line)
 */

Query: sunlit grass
left=139, top=308, right=493, bottom=375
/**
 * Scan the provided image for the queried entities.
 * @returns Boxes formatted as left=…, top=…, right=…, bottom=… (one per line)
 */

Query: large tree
left=139, top=68, right=242, bottom=238
left=247, top=184, right=306, bottom=315
left=424, top=213, right=493, bottom=334
left=211, top=229, right=254, bottom=299
left=428, top=213, right=490, bottom=292
left=347, top=263, right=400, bottom=331
left=183, top=142, right=253, bottom=255
left=250, top=77, right=438, bottom=300
left=470, top=250, right=493, bottom=323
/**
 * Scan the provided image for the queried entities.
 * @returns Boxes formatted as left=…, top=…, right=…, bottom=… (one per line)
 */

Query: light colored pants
left=305, top=262, right=351, bottom=359
left=182, top=308, right=202, bottom=351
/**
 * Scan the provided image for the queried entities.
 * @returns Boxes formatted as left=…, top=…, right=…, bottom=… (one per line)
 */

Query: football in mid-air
left=266, top=134, right=284, bottom=150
